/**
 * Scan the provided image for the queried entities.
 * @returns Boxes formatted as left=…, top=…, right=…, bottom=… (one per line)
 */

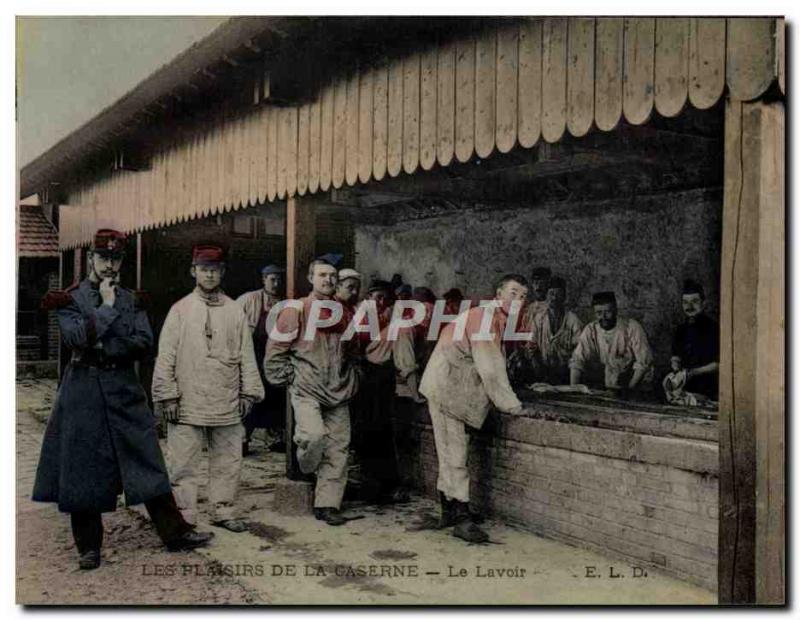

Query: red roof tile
left=17, top=205, right=59, bottom=257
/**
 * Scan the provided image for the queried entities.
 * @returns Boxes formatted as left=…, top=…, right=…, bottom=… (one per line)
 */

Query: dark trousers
left=70, top=493, right=192, bottom=553
left=355, top=363, right=402, bottom=493
left=244, top=386, right=286, bottom=441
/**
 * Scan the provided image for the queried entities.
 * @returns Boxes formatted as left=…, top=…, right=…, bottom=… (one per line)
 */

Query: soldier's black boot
left=451, top=501, right=489, bottom=543
left=78, top=549, right=101, bottom=570
left=314, top=507, right=348, bottom=526
left=437, top=492, right=456, bottom=528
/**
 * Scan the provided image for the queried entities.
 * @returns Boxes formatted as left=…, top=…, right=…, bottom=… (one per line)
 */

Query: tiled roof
left=18, top=205, right=58, bottom=257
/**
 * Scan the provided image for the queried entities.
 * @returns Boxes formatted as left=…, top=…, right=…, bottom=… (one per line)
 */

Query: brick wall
left=394, top=399, right=719, bottom=591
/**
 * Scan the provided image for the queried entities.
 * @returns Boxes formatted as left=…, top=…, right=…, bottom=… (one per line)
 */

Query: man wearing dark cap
left=33, top=229, right=213, bottom=570
left=670, top=280, right=719, bottom=400
left=152, top=245, right=264, bottom=533
left=265, top=258, right=360, bottom=525
left=237, top=264, right=287, bottom=455
left=569, top=291, right=654, bottom=391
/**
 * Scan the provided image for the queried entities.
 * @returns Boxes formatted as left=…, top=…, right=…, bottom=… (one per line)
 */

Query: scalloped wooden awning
left=59, top=16, right=784, bottom=249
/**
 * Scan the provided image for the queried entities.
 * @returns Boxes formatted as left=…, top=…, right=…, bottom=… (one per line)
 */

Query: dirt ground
left=16, top=378, right=717, bottom=606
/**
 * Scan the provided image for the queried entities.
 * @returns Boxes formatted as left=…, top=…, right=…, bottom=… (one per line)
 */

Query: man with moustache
left=265, top=259, right=360, bottom=526
left=237, top=263, right=287, bottom=455
left=420, top=274, right=529, bottom=543
left=33, top=230, right=213, bottom=570
left=152, top=245, right=264, bottom=533
left=670, top=279, right=719, bottom=400
left=569, top=291, right=654, bottom=392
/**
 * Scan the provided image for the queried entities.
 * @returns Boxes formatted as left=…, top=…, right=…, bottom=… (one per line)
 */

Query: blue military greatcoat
left=32, top=279, right=172, bottom=513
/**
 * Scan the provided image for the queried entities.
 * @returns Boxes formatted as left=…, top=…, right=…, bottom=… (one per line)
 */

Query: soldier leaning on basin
left=264, top=258, right=360, bottom=526
left=152, top=245, right=265, bottom=533
left=419, top=274, right=529, bottom=544
left=32, top=229, right=214, bottom=571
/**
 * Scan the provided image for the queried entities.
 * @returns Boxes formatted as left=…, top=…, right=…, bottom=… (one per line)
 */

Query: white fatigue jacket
left=264, top=292, right=359, bottom=409
left=532, top=309, right=583, bottom=369
left=236, top=289, right=282, bottom=331
left=420, top=304, right=521, bottom=429
left=152, top=288, right=264, bottom=425
left=569, top=317, right=654, bottom=387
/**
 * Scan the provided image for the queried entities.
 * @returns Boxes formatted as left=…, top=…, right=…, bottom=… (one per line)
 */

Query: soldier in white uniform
left=420, top=274, right=528, bottom=543
left=569, top=291, right=654, bottom=392
left=264, top=259, right=360, bottom=526
left=152, top=245, right=264, bottom=532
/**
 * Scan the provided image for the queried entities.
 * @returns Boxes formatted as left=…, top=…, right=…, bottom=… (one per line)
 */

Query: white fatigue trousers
left=290, top=391, right=350, bottom=509
left=427, top=400, right=471, bottom=503
left=167, top=422, right=244, bottom=524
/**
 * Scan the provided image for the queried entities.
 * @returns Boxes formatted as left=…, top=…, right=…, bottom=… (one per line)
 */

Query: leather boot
left=78, top=549, right=101, bottom=570
left=314, top=507, right=348, bottom=526
left=437, top=492, right=456, bottom=528
left=451, top=501, right=489, bottom=543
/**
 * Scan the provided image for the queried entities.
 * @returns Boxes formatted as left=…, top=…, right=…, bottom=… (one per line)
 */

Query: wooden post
left=719, top=99, right=784, bottom=604
left=284, top=195, right=317, bottom=479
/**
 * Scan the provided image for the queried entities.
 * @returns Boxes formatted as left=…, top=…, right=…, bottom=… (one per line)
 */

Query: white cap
left=338, top=268, right=361, bottom=282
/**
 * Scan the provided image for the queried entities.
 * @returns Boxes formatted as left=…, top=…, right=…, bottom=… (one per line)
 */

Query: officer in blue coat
left=32, top=229, right=213, bottom=570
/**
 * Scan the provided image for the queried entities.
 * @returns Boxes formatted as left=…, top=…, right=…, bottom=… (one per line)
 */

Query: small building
left=19, top=17, right=784, bottom=603
left=16, top=199, right=60, bottom=376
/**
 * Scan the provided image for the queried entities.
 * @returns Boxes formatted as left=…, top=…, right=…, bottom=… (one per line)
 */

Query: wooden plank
left=495, top=24, right=518, bottom=154
left=655, top=18, right=690, bottom=118
left=436, top=41, right=456, bottom=166
left=403, top=53, right=421, bottom=174
left=332, top=77, right=347, bottom=188
left=777, top=18, right=785, bottom=95
left=567, top=17, right=595, bottom=137
left=235, top=114, right=247, bottom=209
left=455, top=35, right=476, bottom=163
left=419, top=47, right=437, bottom=170
left=726, top=18, right=778, bottom=102
left=372, top=64, right=389, bottom=181
left=276, top=107, right=288, bottom=199
left=319, top=84, right=334, bottom=192
left=267, top=106, right=278, bottom=202
left=719, top=99, right=786, bottom=605
left=753, top=101, right=784, bottom=606
left=475, top=27, right=497, bottom=159
left=623, top=17, right=656, bottom=126
left=257, top=105, right=268, bottom=203
left=518, top=18, right=542, bottom=148
left=308, top=96, right=322, bottom=194
left=214, top=121, right=224, bottom=213
left=595, top=17, right=624, bottom=131
left=542, top=17, right=568, bottom=143
left=221, top=118, right=233, bottom=212
left=688, top=18, right=726, bottom=110
left=345, top=71, right=360, bottom=186
left=297, top=103, right=310, bottom=196
left=245, top=113, right=256, bottom=207
left=387, top=59, right=404, bottom=177
left=286, top=106, right=298, bottom=197
left=358, top=68, right=374, bottom=183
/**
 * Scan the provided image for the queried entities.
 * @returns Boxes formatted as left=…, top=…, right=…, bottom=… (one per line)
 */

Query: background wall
left=354, top=187, right=722, bottom=376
